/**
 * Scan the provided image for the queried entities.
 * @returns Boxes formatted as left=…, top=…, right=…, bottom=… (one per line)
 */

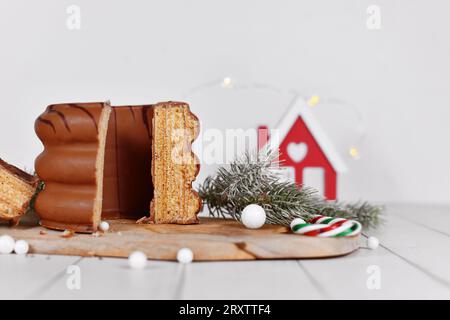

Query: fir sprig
left=198, top=148, right=382, bottom=228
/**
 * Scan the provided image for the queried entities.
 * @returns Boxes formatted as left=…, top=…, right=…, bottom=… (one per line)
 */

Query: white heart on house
left=287, top=142, right=308, bottom=163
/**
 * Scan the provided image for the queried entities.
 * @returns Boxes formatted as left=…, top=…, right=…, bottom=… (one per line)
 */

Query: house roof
left=266, top=97, right=348, bottom=172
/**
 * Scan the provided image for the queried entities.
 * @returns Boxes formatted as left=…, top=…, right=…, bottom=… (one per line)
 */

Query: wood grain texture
left=5, top=218, right=360, bottom=261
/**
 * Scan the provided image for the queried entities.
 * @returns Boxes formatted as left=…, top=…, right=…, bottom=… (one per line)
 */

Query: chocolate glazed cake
left=107, top=102, right=201, bottom=224
left=103, top=105, right=154, bottom=219
left=35, top=101, right=201, bottom=233
left=0, top=158, right=38, bottom=224
left=35, top=102, right=112, bottom=233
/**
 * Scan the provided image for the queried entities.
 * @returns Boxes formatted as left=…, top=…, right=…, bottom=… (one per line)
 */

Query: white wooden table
left=1, top=204, right=449, bottom=300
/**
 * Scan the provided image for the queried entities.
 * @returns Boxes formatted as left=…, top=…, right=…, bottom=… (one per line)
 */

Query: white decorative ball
left=290, top=218, right=306, bottom=230
left=367, top=236, right=379, bottom=250
left=177, top=248, right=194, bottom=264
left=14, top=240, right=29, bottom=255
left=0, top=235, right=15, bottom=254
left=99, top=221, right=110, bottom=232
left=128, top=251, right=147, bottom=269
left=241, top=204, right=266, bottom=229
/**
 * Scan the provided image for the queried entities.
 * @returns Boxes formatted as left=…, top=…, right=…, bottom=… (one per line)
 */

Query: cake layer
left=35, top=103, right=103, bottom=143
left=0, top=158, right=38, bottom=223
left=36, top=182, right=97, bottom=228
left=35, top=144, right=98, bottom=184
left=35, top=102, right=112, bottom=233
left=150, top=102, right=201, bottom=224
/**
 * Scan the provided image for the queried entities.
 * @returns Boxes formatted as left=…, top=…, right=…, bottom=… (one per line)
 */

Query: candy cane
left=290, top=215, right=362, bottom=237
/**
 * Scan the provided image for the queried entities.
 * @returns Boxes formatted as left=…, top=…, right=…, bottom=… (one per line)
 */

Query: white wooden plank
left=39, top=257, right=178, bottom=300
left=388, top=204, right=450, bottom=236
left=366, top=212, right=450, bottom=288
left=0, top=254, right=80, bottom=300
left=180, top=260, right=323, bottom=300
left=299, top=240, right=450, bottom=299
left=37, top=258, right=322, bottom=300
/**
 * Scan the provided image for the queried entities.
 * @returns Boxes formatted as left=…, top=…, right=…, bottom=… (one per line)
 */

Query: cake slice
left=0, top=158, right=38, bottom=224
left=34, top=102, right=112, bottom=233
left=150, top=102, right=201, bottom=224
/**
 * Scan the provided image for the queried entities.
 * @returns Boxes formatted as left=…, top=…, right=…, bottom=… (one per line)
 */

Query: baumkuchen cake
left=150, top=102, right=201, bottom=224
left=0, top=158, right=38, bottom=224
left=103, top=105, right=154, bottom=219
left=34, top=101, right=201, bottom=233
left=35, top=102, right=112, bottom=232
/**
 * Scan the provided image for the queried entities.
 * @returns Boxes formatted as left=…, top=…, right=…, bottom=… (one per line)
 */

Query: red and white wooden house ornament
left=258, top=98, right=347, bottom=200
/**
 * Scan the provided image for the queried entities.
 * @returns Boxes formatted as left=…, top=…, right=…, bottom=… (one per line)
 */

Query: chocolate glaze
left=0, top=158, right=38, bottom=186
left=35, top=102, right=108, bottom=232
left=103, top=105, right=154, bottom=219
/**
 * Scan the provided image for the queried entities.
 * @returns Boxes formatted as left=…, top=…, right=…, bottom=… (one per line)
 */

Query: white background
left=0, top=0, right=448, bottom=204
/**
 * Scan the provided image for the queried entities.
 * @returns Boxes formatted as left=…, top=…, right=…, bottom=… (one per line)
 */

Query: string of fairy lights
left=183, top=77, right=365, bottom=161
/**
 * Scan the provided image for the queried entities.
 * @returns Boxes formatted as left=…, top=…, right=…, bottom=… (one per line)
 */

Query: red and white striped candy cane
left=290, top=215, right=362, bottom=237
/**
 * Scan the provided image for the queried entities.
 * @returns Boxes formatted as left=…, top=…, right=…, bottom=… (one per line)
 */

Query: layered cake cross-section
left=150, top=102, right=201, bottom=224
left=0, top=158, right=38, bottom=224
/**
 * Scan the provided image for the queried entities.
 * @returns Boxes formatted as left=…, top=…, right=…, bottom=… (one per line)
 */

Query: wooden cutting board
left=3, top=218, right=361, bottom=261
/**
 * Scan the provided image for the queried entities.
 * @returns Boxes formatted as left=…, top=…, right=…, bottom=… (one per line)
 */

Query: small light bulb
left=307, top=95, right=320, bottom=107
left=349, top=147, right=360, bottom=159
left=222, top=77, right=233, bottom=88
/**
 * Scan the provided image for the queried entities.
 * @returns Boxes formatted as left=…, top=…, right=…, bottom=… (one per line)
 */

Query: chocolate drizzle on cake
left=68, top=103, right=99, bottom=133
left=48, top=105, right=71, bottom=132
left=36, top=117, right=56, bottom=133
left=128, top=106, right=136, bottom=121
left=141, top=107, right=153, bottom=141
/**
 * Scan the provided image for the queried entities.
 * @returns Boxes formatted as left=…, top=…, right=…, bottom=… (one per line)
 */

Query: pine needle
left=198, top=148, right=383, bottom=229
